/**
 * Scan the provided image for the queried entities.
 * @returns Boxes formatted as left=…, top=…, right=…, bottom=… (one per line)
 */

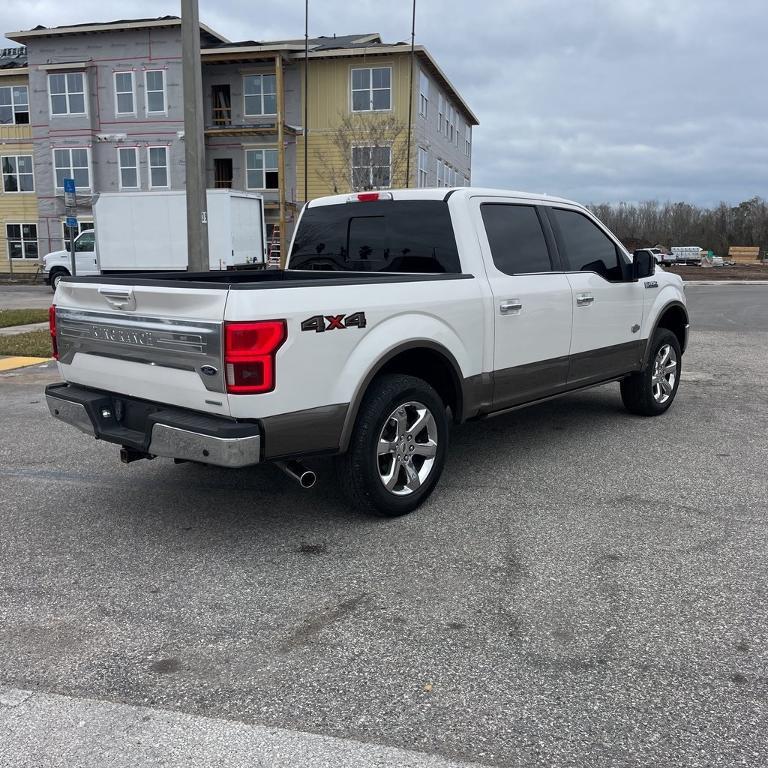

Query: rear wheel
left=336, top=374, right=448, bottom=517
left=621, top=328, right=681, bottom=416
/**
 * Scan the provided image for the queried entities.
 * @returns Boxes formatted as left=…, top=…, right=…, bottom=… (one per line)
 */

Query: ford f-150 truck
left=46, top=188, right=689, bottom=516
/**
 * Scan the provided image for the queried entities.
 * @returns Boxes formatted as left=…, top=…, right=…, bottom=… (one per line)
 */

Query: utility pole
left=181, top=0, right=209, bottom=272
left=404, top=0, right=417, bottom=187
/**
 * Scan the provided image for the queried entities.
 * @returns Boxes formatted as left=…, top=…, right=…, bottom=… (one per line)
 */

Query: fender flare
left=338, top=339, right=469, bottom=453
left=642, top=300, right=689, bottom=367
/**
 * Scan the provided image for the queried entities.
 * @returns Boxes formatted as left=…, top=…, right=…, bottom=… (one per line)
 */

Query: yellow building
left=0, top=48, right=37, bottom=276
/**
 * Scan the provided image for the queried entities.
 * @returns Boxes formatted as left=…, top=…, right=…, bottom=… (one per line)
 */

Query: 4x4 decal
left=301, top=312, right=367, bottom=333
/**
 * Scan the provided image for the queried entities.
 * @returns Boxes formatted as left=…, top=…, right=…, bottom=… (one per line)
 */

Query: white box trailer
left=94, top=189, right=266, bottom=272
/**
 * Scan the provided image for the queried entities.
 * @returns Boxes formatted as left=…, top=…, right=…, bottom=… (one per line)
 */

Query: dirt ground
left=664, top=263, right=768, bottom=280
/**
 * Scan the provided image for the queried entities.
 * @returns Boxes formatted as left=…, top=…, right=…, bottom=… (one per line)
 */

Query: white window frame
left=464, top=125, right=472, bottom=157
left=0, top=85, right=29, bottom=125
left=351, top=145, right=392, bottom=190
left=61, top=219, right=94, bottom=251
left=1, top=154, right=34, bottom=194
left=48, top=72, right=87, bottom=117
left=52, top=147, right=92, bottom=191
left=436, top=157, right=444, bottom=188
left=244, top=147, right=279, bottom=190
left=350, top=66, right=392, bottom=113
left=6, top=222, right=38, bottom=260
left=417, top=147, right=428, bottom=188
left=113, top=71, right=136, bottom=116
left=242, top=74, right=277, bottom=117
left=437, top=94, right=445, bottom=134
left=117, top=146, right=140, bottom=190
left=147, top=146, right=170, bottom=189
left=144, top=69, right=167, bottom=115
left=418, top=70, right=429, bottom=118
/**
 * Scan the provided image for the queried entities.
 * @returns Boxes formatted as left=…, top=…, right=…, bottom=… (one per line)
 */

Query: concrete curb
left=0, top=321, right=48, bottom=336
left=684, top=280, right=768, bottom=286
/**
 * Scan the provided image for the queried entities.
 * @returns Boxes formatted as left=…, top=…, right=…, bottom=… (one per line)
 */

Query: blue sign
left=63, top=178, right=76, bottom=194
left=65, top=216, right=78, bottom=228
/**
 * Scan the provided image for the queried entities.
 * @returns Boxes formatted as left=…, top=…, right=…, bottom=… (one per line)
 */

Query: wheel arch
left=643, top=300, right=689, bottom=367
left=338, top=340, right=468, bottom=453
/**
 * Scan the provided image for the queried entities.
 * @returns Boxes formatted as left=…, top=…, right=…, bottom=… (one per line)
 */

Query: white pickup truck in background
left=46, top=188, right=689, bottom=516
left=41, top=189, right=266, bottom=290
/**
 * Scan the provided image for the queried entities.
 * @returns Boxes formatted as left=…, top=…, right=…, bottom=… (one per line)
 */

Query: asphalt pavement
left=1, top=286, right=766, bottom=767
left=0, top=284, right=51, bottom=310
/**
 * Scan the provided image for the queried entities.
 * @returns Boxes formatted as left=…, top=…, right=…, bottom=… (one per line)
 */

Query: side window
left=75, top=231, right=95, bottom=252
left=481, top=204, right=552, bottom=274
left=551, top=208, right=623, bottom=281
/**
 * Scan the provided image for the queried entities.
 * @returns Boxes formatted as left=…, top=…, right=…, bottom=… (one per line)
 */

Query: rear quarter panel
left=224, top=277, right=489, bottom=419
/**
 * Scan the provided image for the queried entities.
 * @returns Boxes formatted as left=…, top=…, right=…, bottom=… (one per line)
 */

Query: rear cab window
left=288, top=200, right=461, bottom=273
left=481, top=204, right=554, bottom=274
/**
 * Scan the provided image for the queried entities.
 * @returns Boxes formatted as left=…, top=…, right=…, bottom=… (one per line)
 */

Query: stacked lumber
left=728, top=246, right=762, bottom=263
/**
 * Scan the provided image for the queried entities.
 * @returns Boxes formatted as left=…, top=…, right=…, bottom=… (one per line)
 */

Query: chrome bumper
left=46, top=385, right=261, bottom=469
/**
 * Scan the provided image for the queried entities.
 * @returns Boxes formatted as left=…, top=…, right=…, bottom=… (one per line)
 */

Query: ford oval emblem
left=200, top=365, right=218, bottom=377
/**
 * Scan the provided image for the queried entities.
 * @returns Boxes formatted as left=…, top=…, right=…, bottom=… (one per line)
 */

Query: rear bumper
left=45, top=383, right=261, bottom=468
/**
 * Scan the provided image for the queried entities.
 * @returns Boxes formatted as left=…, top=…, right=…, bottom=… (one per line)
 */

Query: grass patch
left=0, top=330, right=52, bottom=358
left=0, top=308, right=49, bottom=328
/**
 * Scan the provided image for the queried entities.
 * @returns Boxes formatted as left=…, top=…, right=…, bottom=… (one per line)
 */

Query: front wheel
left=620, top=328, right=682, bottom=416
left=49, top=268, right=69, bottom=292
left=336, top=374, right=448, bottom=517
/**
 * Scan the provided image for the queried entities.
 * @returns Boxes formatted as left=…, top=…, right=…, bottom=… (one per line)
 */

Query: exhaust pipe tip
left=276, top=460, right=317, bottom=489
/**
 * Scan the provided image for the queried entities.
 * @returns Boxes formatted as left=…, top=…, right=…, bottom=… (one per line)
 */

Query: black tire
left=621, top=328, right=682, bottom=416
left=336, top=374, right=449, bottom=517
left=50, top=268, right=68, bottom=292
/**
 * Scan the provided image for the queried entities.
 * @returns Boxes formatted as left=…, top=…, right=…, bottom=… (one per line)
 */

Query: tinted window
left=289, top=200, right=461, bottom=273
left=551, top=208, right=623, bottom=281
left=481, top=204, right=552, bottom=274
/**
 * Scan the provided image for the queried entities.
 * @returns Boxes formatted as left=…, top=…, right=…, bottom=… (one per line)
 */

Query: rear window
left=288, top=200, right=461, bottom=273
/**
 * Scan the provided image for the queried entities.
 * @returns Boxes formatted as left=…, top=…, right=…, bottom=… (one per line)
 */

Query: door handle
left=576, top=293, right=594, bottom=307
left=500, top=299, right=523, bottom=315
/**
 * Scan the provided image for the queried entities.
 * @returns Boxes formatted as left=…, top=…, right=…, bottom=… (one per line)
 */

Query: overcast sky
left=3, top=0, right=766, bottom=206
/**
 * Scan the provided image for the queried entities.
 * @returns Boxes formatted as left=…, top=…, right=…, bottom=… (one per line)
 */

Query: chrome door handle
left=576, top=293, right=594, bottom=306
left=500, top=299, right=523, bottom=315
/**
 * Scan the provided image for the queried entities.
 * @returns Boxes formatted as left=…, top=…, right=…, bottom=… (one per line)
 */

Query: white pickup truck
left=46, top=188, right=689, bottom=516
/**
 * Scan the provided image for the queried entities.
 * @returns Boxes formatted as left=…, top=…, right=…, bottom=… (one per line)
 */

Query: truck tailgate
left=54, top=281, right=230, bottom=417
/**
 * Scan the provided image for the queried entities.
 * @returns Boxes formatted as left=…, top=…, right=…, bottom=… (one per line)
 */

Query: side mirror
left=632, top=250, right=655, bottom=281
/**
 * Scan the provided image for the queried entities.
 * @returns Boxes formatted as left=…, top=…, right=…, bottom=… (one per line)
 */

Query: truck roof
left=306, top=187, right=588, bottom=210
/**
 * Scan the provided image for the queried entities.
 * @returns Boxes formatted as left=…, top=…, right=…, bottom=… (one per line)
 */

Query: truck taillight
left=224, top=320, right=286, bottom=394
left=49, top=304, right=59, bottom=360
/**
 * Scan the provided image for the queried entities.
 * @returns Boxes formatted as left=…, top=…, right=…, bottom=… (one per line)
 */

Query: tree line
left=587, top=197, right=768, bottom=255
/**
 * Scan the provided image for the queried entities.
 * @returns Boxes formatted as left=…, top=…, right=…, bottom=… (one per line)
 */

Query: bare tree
left=314, top=112, right=410, bottom=194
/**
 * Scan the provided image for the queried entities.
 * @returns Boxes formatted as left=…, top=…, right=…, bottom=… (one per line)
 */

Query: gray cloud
left=3, top=0, right=765, bottom=205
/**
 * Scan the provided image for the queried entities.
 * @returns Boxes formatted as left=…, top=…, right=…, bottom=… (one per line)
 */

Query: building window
left=145, top=70, right=167, bottom=114
left=0, top=85, right=29, bottom=124
left=351, top=67, right=391, bottom=112
left=243, top=74, right=277, bottom=117
left=2, top=155, right=34, bottom=192
left=49, top=73, right=86, bottom=116
left=147, top=146, right=169, bottom=188
left=465, top=125, right=472, bottom=157
left=352, top=146, right=391, bottom=190
left=437, top=94, right=445, bottom=134
left=62, top=220, right=94, bottom=251
left=114, top=72, right=135, bottom=115
left=447, top=105, right=456, bottom=144
left=436, top=158, right=444, bottom=187
left=417, top=147, right=428, bottom=188
left=418, top=70, right=429, bottom=118
left=211, top=84, right=232, bottom=126
left=214, top=158, right=233, bottom=188
left=118, top=147, right=140, bottom=189
left=6, top=223, right=38, bottom=260
left=245, top=148, right=278, bottom=189
left=53, top=148, right=90, bottom=190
